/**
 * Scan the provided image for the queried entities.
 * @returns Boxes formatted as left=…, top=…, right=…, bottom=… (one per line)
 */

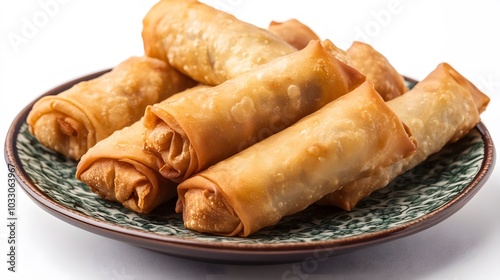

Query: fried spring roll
left=265, top=21, right=404, bottom=101
left=318, top=63, right=490, bottom=210
left=267, top=19, right=321, bottom=50
left=176, top=82, right=417, bottom=237
left=142, top=0, right=297, bottom=85
left=27, top=56, right=195, bottom=160
left=346, top=41, right=408, bottom=101
left=76, top=119, right=177, bottom=213
left=143, top=41, right=366, bottom=182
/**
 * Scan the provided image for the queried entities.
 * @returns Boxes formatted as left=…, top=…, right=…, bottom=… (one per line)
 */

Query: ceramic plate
left=4, top=71, right=495, bottom=264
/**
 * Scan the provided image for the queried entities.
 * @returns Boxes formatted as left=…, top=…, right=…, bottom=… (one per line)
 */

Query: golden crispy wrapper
left=76, top=119, right=177, bottom=214
left=266, top=20, right=405, bottom=101
left=143, top=41, right=365, bottom=182
left=346, top=41, right=408, bottom=101
left=176, top=82, right=417, bottom=237
left=268, top=18, right=320, bottom=50
left=27, top=56, right=195, bottom=160
left=318, top=63, right=490, bottom=210
left=142, top=0, right=297, bottom=85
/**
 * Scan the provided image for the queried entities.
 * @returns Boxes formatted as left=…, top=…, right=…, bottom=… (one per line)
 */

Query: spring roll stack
left=25, top=0, right=490, bottom=237
left=142, top=40, right=366, bottom=182
left=176, top=82, right=417, bottom=236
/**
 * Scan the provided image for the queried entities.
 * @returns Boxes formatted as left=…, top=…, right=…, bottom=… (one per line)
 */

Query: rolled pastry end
left=438, top=63, right=490, bottom=114
left=346, top=41, right=408, bottom=101
left=176, top=178, right=243, bottom=236
left=143, top=109, right=197, bottom=182
left=77, top=159, right=171, bottom=213
left=27, top=102, right=93, bottom=161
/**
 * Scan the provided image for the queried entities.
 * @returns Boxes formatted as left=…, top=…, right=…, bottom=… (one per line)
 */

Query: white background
left=1, top=0, right=499, bottom=279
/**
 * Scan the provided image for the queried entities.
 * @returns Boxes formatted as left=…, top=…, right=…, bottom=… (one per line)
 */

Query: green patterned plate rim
left=4, top=71, right=496, bottom=264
